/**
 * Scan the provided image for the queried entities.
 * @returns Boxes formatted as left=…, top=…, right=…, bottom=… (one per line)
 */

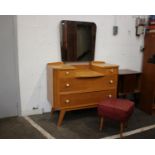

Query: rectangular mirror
left=60, top=20, right=96, bottom=62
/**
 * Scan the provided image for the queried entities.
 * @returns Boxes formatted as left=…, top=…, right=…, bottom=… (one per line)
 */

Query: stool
left=97, top=98, right=134, bottom=138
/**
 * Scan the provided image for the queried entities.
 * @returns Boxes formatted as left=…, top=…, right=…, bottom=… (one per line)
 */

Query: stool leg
left=120, top=122, right=124, bottom=138
left=99, top=117, right=104, bottom=131
left=125, top=121, right=128, bottom=128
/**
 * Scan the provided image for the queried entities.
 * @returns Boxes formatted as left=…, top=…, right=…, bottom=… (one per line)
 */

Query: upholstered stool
left=97, top=98, right=134, bottom=138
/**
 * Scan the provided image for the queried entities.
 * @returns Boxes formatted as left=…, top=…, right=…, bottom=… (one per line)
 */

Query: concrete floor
left=0, top=117, right=44, bottom=139
left=30, top=108, right=155, bottom=139
left=1, top=108, right=155, bottom=139
left=125, top=128, right=155, bottom=139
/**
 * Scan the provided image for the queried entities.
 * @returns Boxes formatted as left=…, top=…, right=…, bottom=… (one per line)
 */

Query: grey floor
left=30, top=108, right=155, bottom=139
left=1, top=108, right=155, bottom=139
left=0, top=117, right=44, bottom=139
left=124, top=128, right=155, bottom=139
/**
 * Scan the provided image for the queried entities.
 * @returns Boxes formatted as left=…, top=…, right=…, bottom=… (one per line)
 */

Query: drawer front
left=60, top=90, right=116, bottom=107
left=102, top=68, right=118, bottom=75
left=92, top=67, right=118, bottom=75
left=57, top=68, right=118, bottom=78
left=59, top=75, right=117, bottom=92
left=57, top=70, right=75, bottom=78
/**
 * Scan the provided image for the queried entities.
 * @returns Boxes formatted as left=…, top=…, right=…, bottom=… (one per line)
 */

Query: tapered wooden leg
left=99, top=117, right=104, bottom=131
left=50, top=108, right=54, bottom=121
left=57, top=110, right=66, bottom=127
left=120, top=122, right=124, bottom=138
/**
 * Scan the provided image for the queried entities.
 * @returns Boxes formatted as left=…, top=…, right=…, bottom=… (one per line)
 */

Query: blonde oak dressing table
left=47, top=61, right=118, bottom=126
left=47, top=20, right=118, bottom=126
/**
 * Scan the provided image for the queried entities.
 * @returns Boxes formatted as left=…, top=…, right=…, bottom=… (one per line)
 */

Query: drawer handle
left=65, top=71, right=70, bottom=75
left=110, top=69, right=114, bottom=73
left=109, top=80, right=114, bottom=84
left=108, top=94, right=112, bottom=98
left=65, top=99, right=70, bottom=103
left=65, top=83, right=70, bottom=87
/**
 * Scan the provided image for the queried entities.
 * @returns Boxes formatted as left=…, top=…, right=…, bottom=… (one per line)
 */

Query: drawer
left=57, top=70, right=75, bottom=78
left=99, top=68, right=118, bottom=75
left=59, top=75, right=117, bottom=92
left=102, top=68, right=118, bottom=75
left=57, top=68, right=118, bottom=78
left=92, top=67, right=118, bottom=75
left=60, top=90, right=116, bottom=107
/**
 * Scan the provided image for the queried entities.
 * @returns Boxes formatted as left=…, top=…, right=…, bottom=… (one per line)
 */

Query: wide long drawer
left=56, top=67, right=118, bottom=79
left=59, top=89, right=116, bottom=107
left=59, top=75, right=117, bottom=92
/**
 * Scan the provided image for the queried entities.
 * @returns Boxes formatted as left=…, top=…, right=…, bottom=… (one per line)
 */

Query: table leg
left=50, top=108, right=55, bottom=121
left=57, top=110, right=66, bottom=127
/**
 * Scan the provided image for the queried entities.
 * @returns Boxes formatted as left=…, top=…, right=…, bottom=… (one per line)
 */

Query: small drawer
left=92, top=67, right=118, bottom=75
left=104, top=68, right=118, bottom=75
left=57, top=70, right=75, bottom=78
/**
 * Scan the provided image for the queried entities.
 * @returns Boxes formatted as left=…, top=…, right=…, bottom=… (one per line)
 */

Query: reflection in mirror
left=60, top=20, right=96, bottom=62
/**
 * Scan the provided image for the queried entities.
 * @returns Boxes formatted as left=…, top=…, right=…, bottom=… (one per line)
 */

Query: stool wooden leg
left=125, top=121, right=128, bottom=128
left=57, top=110, right=66, bottom=127
left=99, top=117, right=104, bottom=131
left=120, top=122, right=124, bottom=138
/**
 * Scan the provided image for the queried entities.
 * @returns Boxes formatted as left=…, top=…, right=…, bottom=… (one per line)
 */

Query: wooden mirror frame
left=60, top=20, right=97, bottom=62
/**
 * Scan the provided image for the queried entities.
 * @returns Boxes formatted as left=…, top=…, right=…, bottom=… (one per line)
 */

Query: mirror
left=60, top=20, right=96, bottom=62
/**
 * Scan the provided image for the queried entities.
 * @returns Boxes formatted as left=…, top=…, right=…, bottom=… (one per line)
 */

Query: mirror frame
left=60, top=20, right=97, bottom=62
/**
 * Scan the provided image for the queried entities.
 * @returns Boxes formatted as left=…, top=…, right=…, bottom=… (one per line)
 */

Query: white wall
left=0, top=16, right=20, bottom=118
left=17, top=15, right=147, bottom=115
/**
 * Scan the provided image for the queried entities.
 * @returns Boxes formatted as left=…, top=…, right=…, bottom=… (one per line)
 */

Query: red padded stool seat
left=97, top=98, right=134, bottom=138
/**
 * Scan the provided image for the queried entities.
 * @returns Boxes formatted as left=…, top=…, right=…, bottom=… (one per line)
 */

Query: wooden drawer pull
left=65, top=71, right=70, bottom=75
left=108, top=94, right=112, bottom=98
left=65, top=99, right=70, bottom=103
left=65, top=83, right=70, bottom=87
left=110, top=69, right=114, bottom=73
left=109, top=80, right=114, bottom=84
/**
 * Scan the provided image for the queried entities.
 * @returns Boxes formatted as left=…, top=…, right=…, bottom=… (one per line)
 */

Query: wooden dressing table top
left=91, top=62, right=118, bottom=68
left=119, top=69, right=141, bottom=75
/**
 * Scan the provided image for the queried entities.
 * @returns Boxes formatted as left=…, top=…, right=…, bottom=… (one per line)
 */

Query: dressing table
left=47, top=20, right=118, bottom=126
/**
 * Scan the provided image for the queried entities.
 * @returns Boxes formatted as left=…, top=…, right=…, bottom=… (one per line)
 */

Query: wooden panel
left=140, top=63, right=155, bottom=113
left=60, top=90, right=116, bottom=108
left=118, top=74, right=141, bottom=94
left=143, top=33, right=155, bottom=66
left=59, top=75, right=117, bottom=92
left=140, top=33, right=155, bottom=114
